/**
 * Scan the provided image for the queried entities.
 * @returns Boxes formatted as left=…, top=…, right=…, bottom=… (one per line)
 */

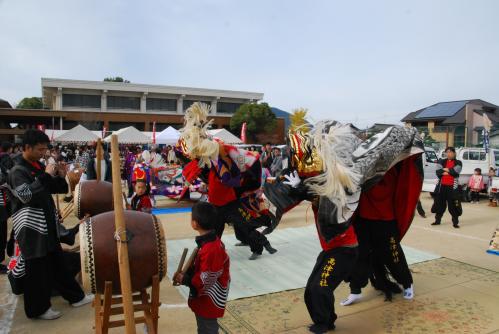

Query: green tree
left=230, top=102, right=277, bottom=141
left=17, top=97, right=43, bottom=109
left=104, top=76, right=130, bottom=83
left=290, top=107, right=310, bottom=132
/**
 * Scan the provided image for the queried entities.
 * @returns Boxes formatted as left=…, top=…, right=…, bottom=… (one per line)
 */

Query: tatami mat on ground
left=167, top=225, right=441, bottom=301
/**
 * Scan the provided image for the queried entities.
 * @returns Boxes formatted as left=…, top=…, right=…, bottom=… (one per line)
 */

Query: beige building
left=0, top=78, right=287, bottom=143
left=401, top=99, right=498, bottom=148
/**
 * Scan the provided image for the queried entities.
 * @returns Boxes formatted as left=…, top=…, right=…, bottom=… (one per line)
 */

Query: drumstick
left=61, top=200, right=74, bottom=218
left=96, top=138, right=103, bottom=181
left=181, top=247, right=199, bottom=274
left=122, top=192, right=131, bottom=210
left=172, top=248, right=189, bottom=286
left=62, top=203, right=74, bottom=220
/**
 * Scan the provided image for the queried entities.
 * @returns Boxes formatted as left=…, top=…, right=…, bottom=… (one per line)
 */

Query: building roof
left=401, top=99, right=498, bottom=122
left=42, top=78, right=264, bottom=101
left=415, top=100, right=469, bottom=119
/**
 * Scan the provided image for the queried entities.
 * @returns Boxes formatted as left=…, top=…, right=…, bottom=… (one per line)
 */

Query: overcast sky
left=1, top=0, right=498, bottom=128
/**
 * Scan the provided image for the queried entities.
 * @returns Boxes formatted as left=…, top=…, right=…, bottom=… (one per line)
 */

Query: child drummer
left=173, top=202, right=230, bottom=334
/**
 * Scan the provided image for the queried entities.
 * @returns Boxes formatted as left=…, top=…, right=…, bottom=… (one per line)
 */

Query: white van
left=456, top=148, right=499, bottom=187
left=423, top=147, right=499, bottom=198
left=422, top=147, right=440, bottom=192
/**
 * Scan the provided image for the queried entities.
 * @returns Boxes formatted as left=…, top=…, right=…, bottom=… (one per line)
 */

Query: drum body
left=74, top=180, right=114, bottom=219
left=79, top=210, right=167, bottom=294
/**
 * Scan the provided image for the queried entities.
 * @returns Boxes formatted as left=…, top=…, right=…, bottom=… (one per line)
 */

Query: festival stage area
left=2, top=194, right=499, bottom=333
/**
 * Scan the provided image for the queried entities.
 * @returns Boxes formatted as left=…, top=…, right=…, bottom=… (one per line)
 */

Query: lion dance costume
left=263, top=121, right=424, bottom=333
left=178, top=102, right=277, bottom=260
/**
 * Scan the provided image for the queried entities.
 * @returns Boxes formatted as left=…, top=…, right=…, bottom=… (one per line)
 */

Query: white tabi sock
left=340, top=293, right=362, bottom=306
left=403, top=284, right=414, bottom=300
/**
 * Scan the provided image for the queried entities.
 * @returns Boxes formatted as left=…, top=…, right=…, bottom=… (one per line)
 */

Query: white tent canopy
left=104, top=126, right=151, bottom=144
left=208, top=128, right=243, bottom=144
left=156, top=126, right=180, bottom=145
left=53, top=125, right=99, bottom=143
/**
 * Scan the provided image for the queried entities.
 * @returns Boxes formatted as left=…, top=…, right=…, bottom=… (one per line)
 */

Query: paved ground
left=1, top=194, right=498, bottom=333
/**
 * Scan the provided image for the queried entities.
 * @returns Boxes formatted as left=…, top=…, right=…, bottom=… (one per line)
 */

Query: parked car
left=423, top=147, right=499, bottom=201
left=422, top=147, right=440, bottom=192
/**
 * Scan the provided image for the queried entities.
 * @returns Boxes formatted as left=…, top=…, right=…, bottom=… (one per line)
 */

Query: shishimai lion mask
left=178, top=102, right=219, bottom=168
left=288, top=122, right=362, bottom=207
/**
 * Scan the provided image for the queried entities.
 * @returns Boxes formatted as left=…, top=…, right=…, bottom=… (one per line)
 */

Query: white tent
left=104, top=126, right=151, bottom=144
left=208, top=128, right=243, bottom=144
left=156, top=126, right=180, bottom=145
left=53, top=125, right=99, bottom=143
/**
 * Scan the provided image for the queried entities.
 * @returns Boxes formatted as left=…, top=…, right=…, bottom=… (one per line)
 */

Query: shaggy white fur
left=304, top=121, right=361, bottom=207
left=179, top=102, right=219, bottom=167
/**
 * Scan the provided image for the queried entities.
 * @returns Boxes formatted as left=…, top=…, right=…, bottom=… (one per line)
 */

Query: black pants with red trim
left=24, top=248, right=84, bottom=318
left=0, top=220, right=6, bottom=264
left=432, top=185, right=462, bottom=224
left=304, top=247, right=358, bottom=328
left=349, top=218, right=413, bottom=294
left=217, top=201, right=270, bottom=254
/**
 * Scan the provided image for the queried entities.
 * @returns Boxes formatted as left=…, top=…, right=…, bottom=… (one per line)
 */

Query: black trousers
left=470, top=191, right=480, bottom=202
left=349, top=219, right=413, bottom=293
left=24, top=249, right=84, bottom=318
left=432, top=185, right=462, bottom=224
left=416, top=200, right=426, bottom=217
left=195, top=315, right=219, bottom=334
left=0, top=217, right=6, bottom=264
left=304, top=247, right=358, bottom=328
left=219, top=201, right=269, bottom=254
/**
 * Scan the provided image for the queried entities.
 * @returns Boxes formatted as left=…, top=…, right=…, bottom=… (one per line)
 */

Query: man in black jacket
left=431, top=147, right=463, bottom=228
left=7, top=130, right=91, bottom=320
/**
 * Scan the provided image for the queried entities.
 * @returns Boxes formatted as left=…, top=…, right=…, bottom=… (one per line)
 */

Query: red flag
left=152, top=121, right=156, bottom=144
left=241, top=122, right=247, bottom=144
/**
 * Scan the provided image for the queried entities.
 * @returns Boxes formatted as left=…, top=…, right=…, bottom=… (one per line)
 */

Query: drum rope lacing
left=114, top=228, right=129, bottom=243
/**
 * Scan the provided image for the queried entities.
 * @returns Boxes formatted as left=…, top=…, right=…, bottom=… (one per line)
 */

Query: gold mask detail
left=288, top=131, right=323, bottom=177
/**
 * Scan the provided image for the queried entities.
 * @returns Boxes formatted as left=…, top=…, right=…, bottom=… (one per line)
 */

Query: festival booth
left=208, top=128, right=243, bottom=144
left=103, top=126, right=151, bottom=144
left=156, top=126, right=180, bottom=145
left=53, top=125, right=100, bottom=144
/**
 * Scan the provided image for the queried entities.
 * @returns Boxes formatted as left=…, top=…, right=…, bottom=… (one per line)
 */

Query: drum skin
left=74, top=180, right=114, bottom=219
left=79, top=210, right=167, bottom=294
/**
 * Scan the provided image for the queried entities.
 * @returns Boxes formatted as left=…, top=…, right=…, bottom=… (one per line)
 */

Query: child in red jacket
left=173, top=202, right=230, bottom=334
left=129, top=179, right=152, bottom=213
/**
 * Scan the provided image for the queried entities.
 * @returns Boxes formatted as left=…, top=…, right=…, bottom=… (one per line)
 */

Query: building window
left=454, top=126, right=465, bottom=147
left=147, top=98, right=177, bottom=112
left=183, top=100, right=211, bottom=111
left=108, top=96, right=140, bottom=110
left=217, top=102, right=242, bottom=114
left=63, top=94, right=101, bottom=108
